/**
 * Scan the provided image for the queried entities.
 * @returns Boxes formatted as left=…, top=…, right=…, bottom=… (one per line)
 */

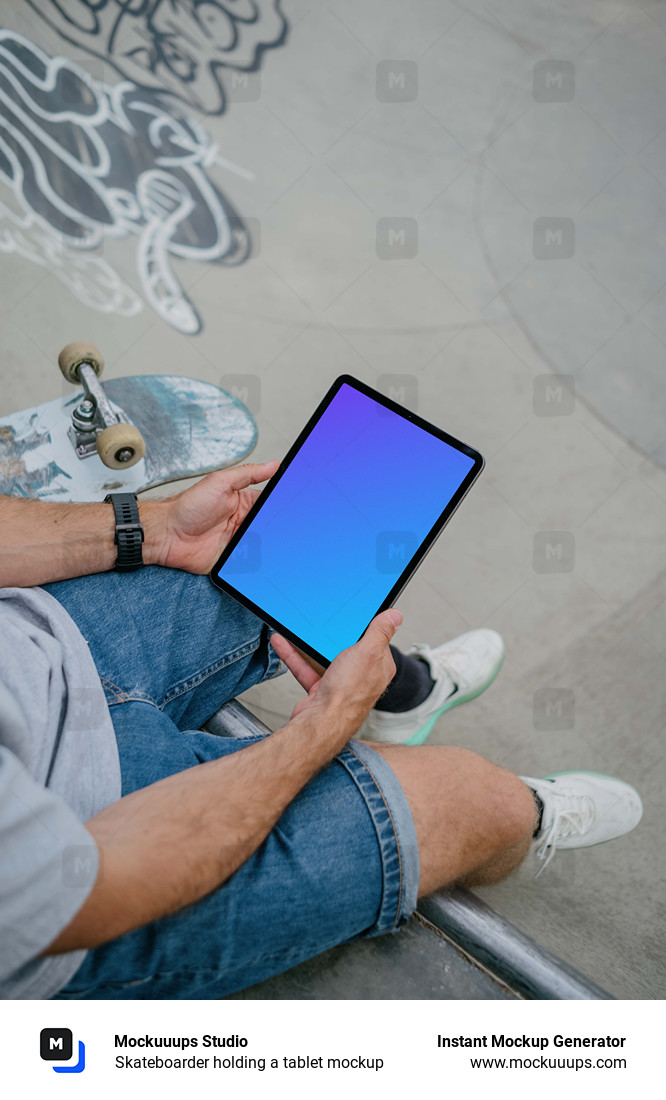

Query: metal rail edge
left=417, top=890, right=613, bottom=1000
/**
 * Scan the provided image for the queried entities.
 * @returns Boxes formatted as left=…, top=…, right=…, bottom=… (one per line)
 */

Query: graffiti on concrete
left=26, top=0, right=287, bottom=115
left=0, top=29, right=253, bottom=333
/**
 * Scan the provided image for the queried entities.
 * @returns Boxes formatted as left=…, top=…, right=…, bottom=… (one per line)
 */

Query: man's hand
left=148, top=460, right=279, bottom=573
left=0, top=460, right=279, bottom=588
left=44, top=607, right=402, bottom=957
left=270, top=608, right=403, bottom=748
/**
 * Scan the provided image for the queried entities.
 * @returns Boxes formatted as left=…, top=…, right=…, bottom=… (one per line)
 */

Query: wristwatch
left=104, top=492, right=145, bottom=572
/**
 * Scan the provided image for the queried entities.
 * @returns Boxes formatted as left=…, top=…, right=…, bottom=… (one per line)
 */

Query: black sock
left=529, top=788, right=544, bottom=837
left=374, top=646, right=437, bottom=713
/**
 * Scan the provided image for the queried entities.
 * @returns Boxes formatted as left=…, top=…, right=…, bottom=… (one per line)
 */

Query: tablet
left=210, top=376, right=483, bottom=667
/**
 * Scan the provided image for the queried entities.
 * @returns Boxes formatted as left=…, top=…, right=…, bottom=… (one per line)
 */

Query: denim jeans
left=44, top=567, right=419, bottom=999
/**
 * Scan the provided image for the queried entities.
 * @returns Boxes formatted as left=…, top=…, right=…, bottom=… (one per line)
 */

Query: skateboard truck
left=69, top=362, right=127, bottom=458
left=59, top=342, right=146, bottom=470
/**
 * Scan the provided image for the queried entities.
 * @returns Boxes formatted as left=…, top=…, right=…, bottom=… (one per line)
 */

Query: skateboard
left=0, top=341, right=257, bottom=502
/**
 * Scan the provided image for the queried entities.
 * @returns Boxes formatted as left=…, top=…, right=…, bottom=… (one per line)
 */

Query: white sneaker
left=360, top=628, right=505, bottom=745
left=521, top=771, right=643, bottom=876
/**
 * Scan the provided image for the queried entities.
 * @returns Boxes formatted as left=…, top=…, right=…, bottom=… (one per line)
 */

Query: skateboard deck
left=0, top=375, right=257, bottom=502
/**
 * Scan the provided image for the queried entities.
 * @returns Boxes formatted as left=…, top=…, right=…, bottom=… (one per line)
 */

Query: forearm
left=44, top=707, right=348, bottom=953
left=0, top=497, right=167, bottom=587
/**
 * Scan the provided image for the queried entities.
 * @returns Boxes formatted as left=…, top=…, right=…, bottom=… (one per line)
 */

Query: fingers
left=220, top=460, right=280, bottom=491
left=270, top=633, right=321, bottom=693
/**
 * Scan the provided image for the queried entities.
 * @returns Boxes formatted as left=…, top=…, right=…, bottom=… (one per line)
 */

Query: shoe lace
left=534, top=792, right=596, bottom=877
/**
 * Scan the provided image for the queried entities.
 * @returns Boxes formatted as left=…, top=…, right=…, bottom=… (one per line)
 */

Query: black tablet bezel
left=209, top=374, right=484, bottom=668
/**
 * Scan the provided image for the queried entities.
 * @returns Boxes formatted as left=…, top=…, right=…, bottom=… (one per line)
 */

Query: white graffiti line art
left=0, top=199, right=144, bottom=315
left=26, top=0, right=288, bottom=115
left=137, top=170, right=199, bottom=333
left=0, top=30, right=251, bottom=333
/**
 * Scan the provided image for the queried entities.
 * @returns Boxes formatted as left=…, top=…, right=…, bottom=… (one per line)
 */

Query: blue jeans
left=44, top=567, right=419, bottom=999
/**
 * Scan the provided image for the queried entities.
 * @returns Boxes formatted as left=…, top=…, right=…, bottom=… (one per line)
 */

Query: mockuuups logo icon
left=40, top=1028, right=86, bottom=1073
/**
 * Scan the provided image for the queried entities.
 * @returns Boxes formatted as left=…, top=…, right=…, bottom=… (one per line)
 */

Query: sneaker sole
left=541, top=769, right=643, bottom=849
left=401, top=650, right=505, bottom=747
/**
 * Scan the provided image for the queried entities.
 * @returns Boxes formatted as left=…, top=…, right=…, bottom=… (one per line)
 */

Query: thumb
left=210, top=460, right=280, bottom=494
left=360, top=608, right=403, bottom=650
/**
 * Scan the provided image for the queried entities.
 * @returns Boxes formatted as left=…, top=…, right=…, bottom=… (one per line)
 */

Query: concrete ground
left=1, top=1, right=665, bottom=997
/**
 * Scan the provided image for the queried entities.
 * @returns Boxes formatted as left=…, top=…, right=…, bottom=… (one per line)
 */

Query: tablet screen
left=213, top=378, right=480, bottom=665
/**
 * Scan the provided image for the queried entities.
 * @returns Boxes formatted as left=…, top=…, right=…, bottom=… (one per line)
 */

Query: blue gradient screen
left=217, top=383, right=475, bottom=662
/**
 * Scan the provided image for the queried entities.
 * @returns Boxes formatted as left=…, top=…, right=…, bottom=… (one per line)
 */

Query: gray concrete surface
left=227, top=915, right=516, bottom=1000
left=1, top=1, right=665, bottom=997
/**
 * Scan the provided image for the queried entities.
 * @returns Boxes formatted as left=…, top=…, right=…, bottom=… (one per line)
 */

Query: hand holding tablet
left=210, top=376, right=483, bottom=667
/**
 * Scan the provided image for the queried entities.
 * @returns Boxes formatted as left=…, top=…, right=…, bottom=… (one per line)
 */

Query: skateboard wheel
left=58, top=341, right=105, bottom=383
left=96, top=423, right=146, bottom=469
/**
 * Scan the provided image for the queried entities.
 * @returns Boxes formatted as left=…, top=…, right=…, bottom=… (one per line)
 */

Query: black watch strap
left=104, top=492, right=145, bottom=573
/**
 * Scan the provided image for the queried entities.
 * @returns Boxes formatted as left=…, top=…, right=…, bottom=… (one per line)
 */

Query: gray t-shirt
left=0, top=587, right=120, bottom=998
